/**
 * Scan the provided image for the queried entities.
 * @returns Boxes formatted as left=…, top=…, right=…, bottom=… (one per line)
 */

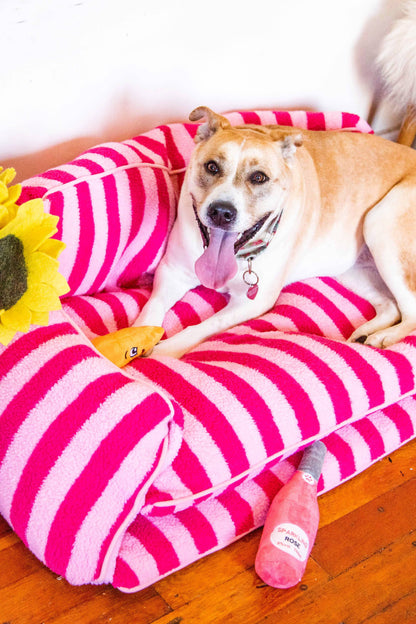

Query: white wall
left=1, top=0, right=404, bottom=181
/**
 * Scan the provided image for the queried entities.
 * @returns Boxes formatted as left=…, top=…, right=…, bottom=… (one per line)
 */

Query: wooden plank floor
left=1, top=438, right=416, bottom=624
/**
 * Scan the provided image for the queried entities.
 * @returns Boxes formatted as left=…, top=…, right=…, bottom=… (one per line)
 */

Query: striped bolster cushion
left=1, top=111, right=415, bottom=593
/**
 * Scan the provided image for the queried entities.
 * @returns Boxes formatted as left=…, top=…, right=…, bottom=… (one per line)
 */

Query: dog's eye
left=205, top=160, right=220, bottom=175
left=250, top=171, right=269, bottom=185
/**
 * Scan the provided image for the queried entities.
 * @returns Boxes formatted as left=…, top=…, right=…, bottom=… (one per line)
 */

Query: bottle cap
left=298, top=440, right=326, bottom=482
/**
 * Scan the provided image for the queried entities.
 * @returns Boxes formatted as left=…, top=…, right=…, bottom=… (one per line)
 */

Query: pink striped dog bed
left=2, top=110, right=416, bottom=592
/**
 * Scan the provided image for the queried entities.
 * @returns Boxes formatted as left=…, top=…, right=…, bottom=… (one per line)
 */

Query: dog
left=134, top=106, right=416, bottom=358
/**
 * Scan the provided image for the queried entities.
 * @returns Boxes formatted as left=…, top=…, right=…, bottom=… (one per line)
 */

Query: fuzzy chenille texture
left=1, top=111, right=415, bottom=593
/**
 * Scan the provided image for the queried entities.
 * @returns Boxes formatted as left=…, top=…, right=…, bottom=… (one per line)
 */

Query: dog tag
left=243, top=258, right=259, bottom=300
left=247, top=284, right=259, bottom=300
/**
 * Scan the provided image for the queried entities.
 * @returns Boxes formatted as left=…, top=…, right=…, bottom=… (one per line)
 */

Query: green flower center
left=0, top=234, right=28, bottom=310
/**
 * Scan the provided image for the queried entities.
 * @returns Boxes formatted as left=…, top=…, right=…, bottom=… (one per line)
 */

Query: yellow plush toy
left=92, top=326, right=164, bottom=367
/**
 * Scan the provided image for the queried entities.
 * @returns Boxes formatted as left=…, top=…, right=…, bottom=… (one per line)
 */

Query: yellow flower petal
left=30, top=310, right=50, bottom=326
left=1, top=300, right=31, bottom=332
left=0, top=199, right=59, bottom=252
left=0, top=321, right=17, bottom=346
left=16, top=198, right=45, bottom=221
left=0, top=167, right=17, bottom=186
left=4, top=184, right=22, bottom=206
left=25, top=250, right=70, bottom=296
left=0, top=206, right=9, bottom=229
left=24, top=213, right=59, bottom=253
left=29, top=226, right=59, bottom=253
left=9, top=222, right=58, bottom=254
left=47, top=271, right=70, bottom=297
left=38, top=238, right=66, bottom=259
left=0, top=199, right=40, bottom=236
left=2, top=198, right=49, bottom=227
left=26, top=251, right=60, bottom=284
left=6, top=204, right=18, bottom=220
left=20, top=283, right=62, bottom=312
left=0, top=181, right=8, bottom=204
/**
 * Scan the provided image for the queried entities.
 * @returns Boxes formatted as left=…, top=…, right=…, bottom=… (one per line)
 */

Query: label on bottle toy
left=270, top=523, right=310, bottom=562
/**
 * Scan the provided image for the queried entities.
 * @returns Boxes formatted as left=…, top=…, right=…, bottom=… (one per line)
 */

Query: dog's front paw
left=349, top=321, right=416, bottom=349
left=349, top=328, right=389, bottom=348
left=348, top=328, right=369, bottom=344
left=148, top=338, right=190, bottom=359
left=148, top=326, right=203, bottom=358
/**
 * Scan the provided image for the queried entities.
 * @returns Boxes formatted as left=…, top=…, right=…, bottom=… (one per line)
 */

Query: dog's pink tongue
left=195, top=228, right=238, bottom=289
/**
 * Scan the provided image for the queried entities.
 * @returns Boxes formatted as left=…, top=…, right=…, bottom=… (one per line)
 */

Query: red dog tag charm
left=243, top=258, right=259, bottom=300
left=247, top=283, right=259, bottom=299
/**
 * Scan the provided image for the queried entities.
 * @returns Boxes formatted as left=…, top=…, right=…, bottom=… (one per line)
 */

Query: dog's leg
left=133, top=257, right=200, bottom=328
left=151, top=289, right=278, bottom=358
left=340, top=247, right=401, bottom=344
left=356, top=183, right=416, bottom=348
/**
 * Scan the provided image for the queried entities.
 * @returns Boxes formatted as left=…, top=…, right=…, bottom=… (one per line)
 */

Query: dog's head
left=187, top=106, right=303, bottom=289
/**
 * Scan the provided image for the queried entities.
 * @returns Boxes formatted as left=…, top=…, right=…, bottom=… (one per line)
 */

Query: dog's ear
left=269, top=129, right=303, bottom=160
left=189, top=106, right=231, bottom=143
left=280, top=134, right=303, bottom=160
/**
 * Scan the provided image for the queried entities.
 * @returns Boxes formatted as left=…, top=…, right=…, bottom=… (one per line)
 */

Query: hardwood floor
left=1, top=438, right=416, bottom=624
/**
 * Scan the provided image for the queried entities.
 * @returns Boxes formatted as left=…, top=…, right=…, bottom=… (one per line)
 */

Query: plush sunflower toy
left=0, top=167, right=70, bottom=345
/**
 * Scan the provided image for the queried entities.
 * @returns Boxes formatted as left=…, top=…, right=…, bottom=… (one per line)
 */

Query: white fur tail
left=377, top=1, right=416, bottom=112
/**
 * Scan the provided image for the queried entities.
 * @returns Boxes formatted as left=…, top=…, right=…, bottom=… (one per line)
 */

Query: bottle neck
left=298, top=441, right=326, bottom=482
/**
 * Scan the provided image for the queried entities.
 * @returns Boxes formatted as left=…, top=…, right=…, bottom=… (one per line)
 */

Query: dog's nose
left=207, top=201, right=237, bottom=228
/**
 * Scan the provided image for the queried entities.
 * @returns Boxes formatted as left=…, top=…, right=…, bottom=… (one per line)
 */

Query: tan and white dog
left=134, top=106, right=416, bottom=358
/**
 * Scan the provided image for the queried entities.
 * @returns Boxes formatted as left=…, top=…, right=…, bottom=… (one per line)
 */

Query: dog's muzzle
left=192, top=198, right=271, bottom=254
left=192, top=195, right=283, bottom=295
left=192, top=196, right=275, bottom=290
left=207, top=201, right=237, bottom=229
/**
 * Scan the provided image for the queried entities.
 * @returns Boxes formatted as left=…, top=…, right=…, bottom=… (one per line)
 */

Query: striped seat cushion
left=60, top=276, right=416, bottom=518
left=1, top=110, right=415, bottom=592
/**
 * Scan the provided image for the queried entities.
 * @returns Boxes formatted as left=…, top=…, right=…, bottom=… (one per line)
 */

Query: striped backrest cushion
left=19, top=111, right=372, bottom=297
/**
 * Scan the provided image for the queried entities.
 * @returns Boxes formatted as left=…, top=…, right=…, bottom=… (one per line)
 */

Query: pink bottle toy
left=255, top=440, right=326, bottom=589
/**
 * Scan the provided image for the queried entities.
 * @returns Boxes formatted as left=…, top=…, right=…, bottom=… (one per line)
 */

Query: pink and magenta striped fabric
left=19, top=110, right=371, bottom=298
left=2, top=110, right=415, bottom=592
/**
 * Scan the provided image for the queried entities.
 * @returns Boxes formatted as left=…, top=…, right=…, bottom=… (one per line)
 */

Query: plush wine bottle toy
left=255, top=440, right=326, bottom=589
